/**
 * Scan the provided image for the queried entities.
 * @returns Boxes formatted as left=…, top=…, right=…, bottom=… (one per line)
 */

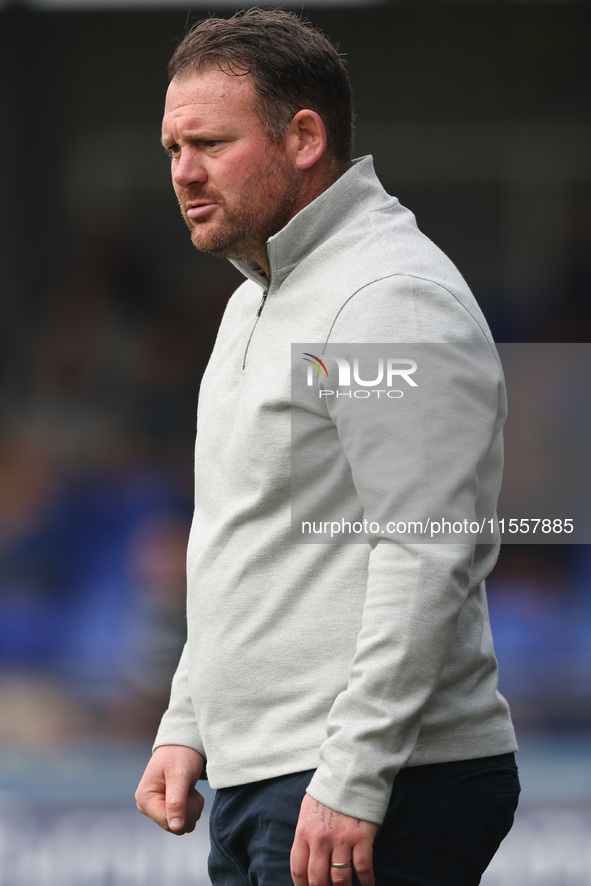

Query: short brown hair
left=168, top=9, right=354, bottom=165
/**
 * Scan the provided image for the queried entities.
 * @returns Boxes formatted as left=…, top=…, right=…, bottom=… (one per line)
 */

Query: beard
left=179, top=150, right=301, bottom=265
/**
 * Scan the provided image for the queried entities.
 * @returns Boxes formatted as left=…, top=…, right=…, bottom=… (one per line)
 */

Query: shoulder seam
left=321, top=273, right=495, bottom=355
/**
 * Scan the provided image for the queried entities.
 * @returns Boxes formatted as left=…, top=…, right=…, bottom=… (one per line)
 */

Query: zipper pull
left=257, top=289, right=268, bottom=317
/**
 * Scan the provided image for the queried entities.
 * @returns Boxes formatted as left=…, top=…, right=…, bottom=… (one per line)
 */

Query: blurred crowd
left=0, top=222, right=234, bottom=743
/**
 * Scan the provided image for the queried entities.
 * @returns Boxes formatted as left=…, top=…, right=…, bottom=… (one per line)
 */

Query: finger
left=135, top=785, right=169, bottom=831
left=352, top=842, right=375, bottom=886
left=329, top=859, right=353, bottom=886
left=183, top=788, right=205, bottom=833
left=290, top=834, right=310, bottom=886
left=166, top=774, right=193, bottom=832
left=306, top=845, right=331, bottom=886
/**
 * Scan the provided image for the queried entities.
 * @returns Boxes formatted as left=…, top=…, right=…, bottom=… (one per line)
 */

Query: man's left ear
left=286, top=110, right=327, bottom=170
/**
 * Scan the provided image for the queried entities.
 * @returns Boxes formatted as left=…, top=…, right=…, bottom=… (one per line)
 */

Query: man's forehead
left=161, top=69, right=260, bottom=141
left=165, top=68, right=255, bottom=112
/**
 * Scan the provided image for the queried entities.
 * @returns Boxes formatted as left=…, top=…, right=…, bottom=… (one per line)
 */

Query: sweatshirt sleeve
left=153, top=643, right=207, bottom=759
left=306, top=542, right=478, bottom=823
left=306, top=276, right=506, bottom=823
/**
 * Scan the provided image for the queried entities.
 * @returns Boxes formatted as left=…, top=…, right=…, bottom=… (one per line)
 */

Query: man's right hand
left=135, top=745, right=205, bottom=835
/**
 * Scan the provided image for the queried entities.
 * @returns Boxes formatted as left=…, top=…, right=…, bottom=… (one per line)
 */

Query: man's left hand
left=290, top=793, right=379, bottom=886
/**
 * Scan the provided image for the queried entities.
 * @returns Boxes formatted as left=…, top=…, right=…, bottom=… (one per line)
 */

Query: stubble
left=180, top=150, right=301, bottom=264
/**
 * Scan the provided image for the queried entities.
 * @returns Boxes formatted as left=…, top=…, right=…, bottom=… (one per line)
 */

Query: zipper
left=256, top=289, right=268, bottom=318
left=242, top=288, right=268, bottom=370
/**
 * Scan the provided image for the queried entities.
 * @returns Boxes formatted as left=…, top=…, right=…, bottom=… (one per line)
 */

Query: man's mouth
left=186, top=201, right=219, bottom=220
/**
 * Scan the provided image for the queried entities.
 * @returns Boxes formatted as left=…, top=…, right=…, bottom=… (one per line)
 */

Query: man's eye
left=205, top=140, right=221, bottom=148
left=166, top=144, right=180, bottom=158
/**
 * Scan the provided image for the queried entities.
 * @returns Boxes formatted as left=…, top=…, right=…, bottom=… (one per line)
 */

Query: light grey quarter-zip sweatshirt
left=154, top=156, right=517, bottom=825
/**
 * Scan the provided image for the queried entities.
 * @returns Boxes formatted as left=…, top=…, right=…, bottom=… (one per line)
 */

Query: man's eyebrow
left=161, top=133, right=226, bottom=149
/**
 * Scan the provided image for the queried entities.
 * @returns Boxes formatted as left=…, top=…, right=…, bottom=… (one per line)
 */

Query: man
left=136, top=10, right=520, bottom=885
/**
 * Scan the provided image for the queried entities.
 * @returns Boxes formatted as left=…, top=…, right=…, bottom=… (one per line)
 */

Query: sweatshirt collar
left=231, top=156, right=388, bottom=291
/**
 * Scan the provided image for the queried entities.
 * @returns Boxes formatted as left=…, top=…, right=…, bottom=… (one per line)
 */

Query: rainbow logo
left=302, top=352, right=328, bottom=377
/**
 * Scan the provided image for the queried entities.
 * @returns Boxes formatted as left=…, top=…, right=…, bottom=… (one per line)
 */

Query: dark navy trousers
left=208, top=753, right=520, bottom=886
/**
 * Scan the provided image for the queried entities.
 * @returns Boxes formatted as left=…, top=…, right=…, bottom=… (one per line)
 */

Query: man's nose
left=172, top=151, right=207, bottom=189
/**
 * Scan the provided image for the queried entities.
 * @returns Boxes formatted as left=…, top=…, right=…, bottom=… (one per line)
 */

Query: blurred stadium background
left=1, top=0, right=590, bottom=882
